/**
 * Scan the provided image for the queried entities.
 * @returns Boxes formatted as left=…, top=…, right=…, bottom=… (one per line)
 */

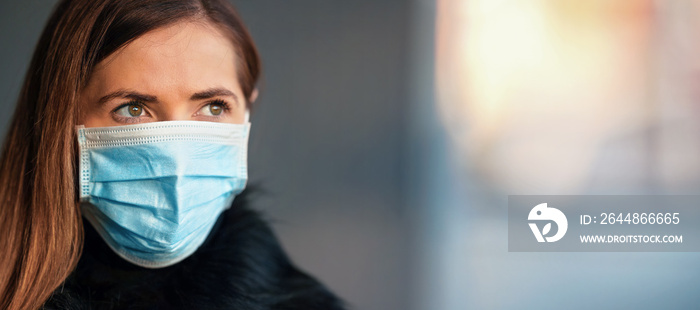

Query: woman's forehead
left=86, top=21, right=241, bottom=98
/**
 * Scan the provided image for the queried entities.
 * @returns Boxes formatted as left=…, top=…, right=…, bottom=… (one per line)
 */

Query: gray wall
left=0, top=1, right=56, bottom=135
left=0, top=1, right=415, bottom=309
left=237, top=2, right=412, bottom=309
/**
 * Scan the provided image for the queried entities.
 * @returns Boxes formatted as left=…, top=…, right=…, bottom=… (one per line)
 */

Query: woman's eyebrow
left=98, top=90, right=157, bottom=104
left=190, top=87, right=238, bottom=103
left=96, top=88, right=238, bottom=104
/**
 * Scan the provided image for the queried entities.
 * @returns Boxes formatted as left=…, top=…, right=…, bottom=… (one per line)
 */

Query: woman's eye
left=199, top=101, right=226, bottom=116
left=115, top=104, right=144, bottom=117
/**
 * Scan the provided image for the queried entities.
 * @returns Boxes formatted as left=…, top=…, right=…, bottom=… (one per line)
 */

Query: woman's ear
left=248, top=88, right=259, bottom=104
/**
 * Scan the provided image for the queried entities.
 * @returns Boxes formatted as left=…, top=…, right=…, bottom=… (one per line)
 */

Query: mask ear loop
left=244, top=110, right=250, bottom=123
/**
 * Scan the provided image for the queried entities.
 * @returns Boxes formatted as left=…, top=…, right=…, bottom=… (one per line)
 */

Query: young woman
left=0, top=0, right=344, bottom=309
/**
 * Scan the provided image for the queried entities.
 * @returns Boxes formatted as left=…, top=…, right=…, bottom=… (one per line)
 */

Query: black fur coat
left=42, top=190, right=345, bottom=309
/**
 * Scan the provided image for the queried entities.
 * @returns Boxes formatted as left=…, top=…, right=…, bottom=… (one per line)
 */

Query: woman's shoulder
left=43, top=188, right=345, bottom=310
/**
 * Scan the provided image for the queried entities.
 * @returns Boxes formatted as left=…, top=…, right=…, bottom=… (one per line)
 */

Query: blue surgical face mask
left=76, top=120, right=250, bottom=268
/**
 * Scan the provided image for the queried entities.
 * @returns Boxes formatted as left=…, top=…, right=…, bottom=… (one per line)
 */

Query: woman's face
left=79, top=21, right=248, bottom=127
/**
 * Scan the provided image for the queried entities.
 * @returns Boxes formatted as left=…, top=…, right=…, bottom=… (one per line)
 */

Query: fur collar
left=43, top=189, right=345, bottom=309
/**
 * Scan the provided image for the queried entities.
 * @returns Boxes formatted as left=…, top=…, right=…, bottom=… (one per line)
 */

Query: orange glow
left=436, top=0, right=654, bottom=193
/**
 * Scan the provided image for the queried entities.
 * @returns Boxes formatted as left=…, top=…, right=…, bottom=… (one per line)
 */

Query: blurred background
left=2, top=0, right=700, bottom=309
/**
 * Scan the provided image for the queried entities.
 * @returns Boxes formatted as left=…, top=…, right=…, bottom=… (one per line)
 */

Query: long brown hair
left=0, top=0, right=260, bottom=308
